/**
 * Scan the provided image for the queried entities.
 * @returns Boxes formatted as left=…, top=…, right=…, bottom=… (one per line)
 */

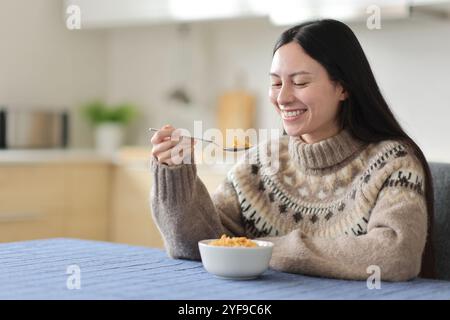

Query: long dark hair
left=274, top=19, right=435, bottom=278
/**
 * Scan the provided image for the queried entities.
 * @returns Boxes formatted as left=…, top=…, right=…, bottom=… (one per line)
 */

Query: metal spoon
left=148, top=128, right=251, bottom=152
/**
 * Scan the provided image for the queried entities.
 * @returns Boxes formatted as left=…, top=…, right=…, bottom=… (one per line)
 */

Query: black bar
left=0, top=108, right=6, bottom=149
left=62, top=111, right=69, bottom=148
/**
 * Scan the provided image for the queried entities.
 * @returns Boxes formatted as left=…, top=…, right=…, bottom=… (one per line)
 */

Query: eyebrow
left=269, top=71, right=311, bottom=77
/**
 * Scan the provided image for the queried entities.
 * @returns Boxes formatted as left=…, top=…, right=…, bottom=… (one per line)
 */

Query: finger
left=152, top=131, right=191, bottom=157
left=151, top=138, right=181, bottom=157
left=171, top=128, right=187, bottom=141
left=177, top=141, right=195, bottom=164
left=157, top=141, right=188, bottom=162
left=168, top=146, right=194, bottom=165
left=177, top=139, right=195, bottom=152
left=170, top=153, right=189, bottom=166
left=158, top=127, right=184, bottom=143
left=151, top=127, right=177, bottom=144
left=157, top=141, right=193, bottom=165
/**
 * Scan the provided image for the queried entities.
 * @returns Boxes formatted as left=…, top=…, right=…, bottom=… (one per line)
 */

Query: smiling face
left=269, top=42, right=348, bottom=143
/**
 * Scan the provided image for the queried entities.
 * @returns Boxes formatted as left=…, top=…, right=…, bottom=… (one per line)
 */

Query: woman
left=150, top=19, right=435, bottom=281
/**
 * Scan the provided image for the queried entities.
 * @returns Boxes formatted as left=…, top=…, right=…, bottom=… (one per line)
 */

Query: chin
left=283, top=124, right=306, bottom=137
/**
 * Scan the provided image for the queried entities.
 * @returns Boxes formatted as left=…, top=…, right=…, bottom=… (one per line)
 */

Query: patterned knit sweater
left=150, top=129, right=427, bottom=282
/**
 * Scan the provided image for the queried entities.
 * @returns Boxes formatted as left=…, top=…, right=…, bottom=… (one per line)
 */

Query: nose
left=277, top=84, right=295, bottom=106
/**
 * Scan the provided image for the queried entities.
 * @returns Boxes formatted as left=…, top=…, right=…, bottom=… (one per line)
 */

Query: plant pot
left=95, top=123, right=124, bottom=155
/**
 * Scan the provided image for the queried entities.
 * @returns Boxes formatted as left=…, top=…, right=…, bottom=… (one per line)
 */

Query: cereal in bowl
left=209, top=234, right=258, bottom=247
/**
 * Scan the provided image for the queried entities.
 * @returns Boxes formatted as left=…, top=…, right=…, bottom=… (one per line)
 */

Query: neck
left=300, top=125, right=341, bottom=144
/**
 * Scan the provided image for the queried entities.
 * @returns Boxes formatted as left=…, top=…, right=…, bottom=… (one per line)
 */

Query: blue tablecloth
left=1, top=238, right=449, bottom=300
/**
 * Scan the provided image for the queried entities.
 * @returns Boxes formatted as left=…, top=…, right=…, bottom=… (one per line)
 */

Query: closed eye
left=271, top=83, right=282, bottom=87
left=294, top=82, right=308, bottom=86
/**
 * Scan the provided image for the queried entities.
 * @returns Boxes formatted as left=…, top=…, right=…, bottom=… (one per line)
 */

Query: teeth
left=281, top=109, right=306, bottom=118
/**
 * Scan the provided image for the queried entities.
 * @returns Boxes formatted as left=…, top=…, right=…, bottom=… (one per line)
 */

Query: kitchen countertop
left=1, top=144, right=449, bottom=167
left=0, top=149, right=113, bottom=164
left=0, top=147, right=234, bottom=174
left=1, top=238, right=449, bottom=300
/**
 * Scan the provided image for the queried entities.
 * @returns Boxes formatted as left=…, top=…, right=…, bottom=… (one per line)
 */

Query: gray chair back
left=429, top=162, right=450, bottom=280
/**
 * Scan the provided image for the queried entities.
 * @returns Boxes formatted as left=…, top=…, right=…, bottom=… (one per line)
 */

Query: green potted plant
left=82, top=101, right=137, bottom=154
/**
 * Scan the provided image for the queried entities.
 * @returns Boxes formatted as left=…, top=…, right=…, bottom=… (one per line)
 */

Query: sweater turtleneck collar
left=287, top=129, right=367, bottom=170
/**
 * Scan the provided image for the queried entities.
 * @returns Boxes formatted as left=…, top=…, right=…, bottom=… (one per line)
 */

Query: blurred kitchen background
left=0, top=0, right=449, bottom=247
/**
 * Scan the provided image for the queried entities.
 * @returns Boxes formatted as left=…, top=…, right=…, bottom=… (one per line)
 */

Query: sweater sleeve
left=150, top=156, right=245, bottom=260
left=259, top=167, right=428, bottom=282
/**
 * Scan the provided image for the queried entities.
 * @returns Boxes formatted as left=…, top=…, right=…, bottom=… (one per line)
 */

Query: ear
left=337, top=83, right=348, bottom=101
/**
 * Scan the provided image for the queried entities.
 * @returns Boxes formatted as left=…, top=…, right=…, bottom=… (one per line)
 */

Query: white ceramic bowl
left=198, top=239, right=274, bottom=280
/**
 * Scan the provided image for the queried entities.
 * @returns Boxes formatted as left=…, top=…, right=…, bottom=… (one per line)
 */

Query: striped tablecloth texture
left=1, top=238, right=449, bottom=300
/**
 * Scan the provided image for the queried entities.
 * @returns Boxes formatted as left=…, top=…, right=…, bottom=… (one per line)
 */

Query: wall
left=105, top=23, right=213, bottom=145
left=106, top=17, right=450, bottom=161
left=106, top=18, right=284, bottom=146
left=352, top=17, right=450, bottom=162
left=0, top=0, right=107, bottom=147
left=1, top=1, right=449, bottom=161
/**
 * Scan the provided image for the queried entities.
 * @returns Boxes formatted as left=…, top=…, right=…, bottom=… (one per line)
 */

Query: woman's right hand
left=150, top=124, right=196, bottom=166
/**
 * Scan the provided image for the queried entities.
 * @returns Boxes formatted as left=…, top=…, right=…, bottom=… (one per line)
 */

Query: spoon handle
left=148, top=128, right=215, bottom=144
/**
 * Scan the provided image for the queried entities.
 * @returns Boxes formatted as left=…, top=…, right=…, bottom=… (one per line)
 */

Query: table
left=1, top=238, right=449, bottom=300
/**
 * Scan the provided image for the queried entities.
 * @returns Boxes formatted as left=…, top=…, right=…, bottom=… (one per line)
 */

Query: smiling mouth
left=280, top=108, right=307, bottom=121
